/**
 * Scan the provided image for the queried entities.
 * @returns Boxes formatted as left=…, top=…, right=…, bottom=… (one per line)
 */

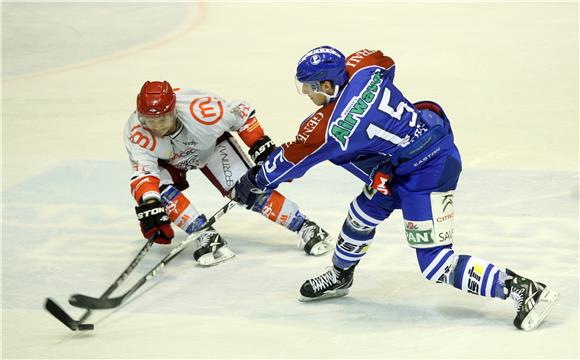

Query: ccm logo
left=137, top=207, right=166, bottom=219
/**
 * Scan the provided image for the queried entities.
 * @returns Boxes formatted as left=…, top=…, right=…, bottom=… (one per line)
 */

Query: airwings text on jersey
left=330, top=69, right=384, bottom=150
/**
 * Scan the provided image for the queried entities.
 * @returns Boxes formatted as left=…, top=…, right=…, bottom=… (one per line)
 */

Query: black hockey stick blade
left=69, top=200, right=238, bottom=311
left=67, top=237, right=156, bottom=310
left=44, top=298, right=94, bottom=331
left=69, top=293, right=122, bottom=310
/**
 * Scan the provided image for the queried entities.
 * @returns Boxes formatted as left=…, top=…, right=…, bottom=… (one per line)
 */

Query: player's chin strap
left=319, top=84, right=341, bottom=105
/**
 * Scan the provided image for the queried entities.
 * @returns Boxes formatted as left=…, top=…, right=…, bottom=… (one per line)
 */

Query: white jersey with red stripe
left=124, top=88, right=263, bottom=202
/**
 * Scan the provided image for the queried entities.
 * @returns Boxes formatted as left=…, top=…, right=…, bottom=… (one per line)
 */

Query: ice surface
left=2, top=2, right=578, bottom=359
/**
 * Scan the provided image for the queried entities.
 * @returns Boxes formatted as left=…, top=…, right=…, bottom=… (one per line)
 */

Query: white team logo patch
left=310, top=55, right=321, bottom=65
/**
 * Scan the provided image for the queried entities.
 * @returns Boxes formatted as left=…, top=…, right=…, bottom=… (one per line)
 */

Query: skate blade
left=196, top=247, right=236, bottom=267
left=520, top=287, right=560, bottom=331
left=299, top=288, right=349, bottom=302
left=309, top=239, right=336, bottom=256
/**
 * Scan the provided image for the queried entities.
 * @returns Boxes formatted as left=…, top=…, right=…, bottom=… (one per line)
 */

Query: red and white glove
left=135, top=201, right=174, bottom=244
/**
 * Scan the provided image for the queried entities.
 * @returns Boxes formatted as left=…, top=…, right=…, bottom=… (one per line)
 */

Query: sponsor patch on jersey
left=431, top=191, right=454, bottom=245
left=330, top=69, right=384, bottom=150
left=404, top=220, right=435, bottom=247
left=189, top=97, right=224, bottom=125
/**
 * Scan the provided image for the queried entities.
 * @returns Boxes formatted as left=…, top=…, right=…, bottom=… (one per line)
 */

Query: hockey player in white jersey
left=125, top=81, right=334, bottom=266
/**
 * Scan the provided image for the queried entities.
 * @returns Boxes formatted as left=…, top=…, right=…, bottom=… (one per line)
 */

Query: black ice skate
left=505, top=268, right=559, bottom=331
left=299, top=265, right=355, bottom=302
left=297, top=219, right=335, bottom=256
left=192, top=226, right=235, bottom=266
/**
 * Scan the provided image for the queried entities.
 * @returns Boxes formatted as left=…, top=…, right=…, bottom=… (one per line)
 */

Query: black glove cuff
left=135, top=201, right=167, bottom=219
left=249, top=135, right=275, bottom=164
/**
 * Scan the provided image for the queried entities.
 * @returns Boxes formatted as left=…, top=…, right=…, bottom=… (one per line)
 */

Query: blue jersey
left=255, top=49, right=452, bottom=191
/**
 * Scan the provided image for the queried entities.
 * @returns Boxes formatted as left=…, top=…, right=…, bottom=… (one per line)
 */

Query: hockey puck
left=77, top=323, right=94, bottom=331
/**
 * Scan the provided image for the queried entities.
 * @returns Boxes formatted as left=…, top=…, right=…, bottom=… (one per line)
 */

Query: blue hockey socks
left=417, top=247, right=507, bottom=299
left=333, top=213, right=376, bottom=269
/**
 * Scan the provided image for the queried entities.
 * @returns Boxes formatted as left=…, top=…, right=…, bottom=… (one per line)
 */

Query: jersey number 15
left=366, top=88, right=417, bottom=146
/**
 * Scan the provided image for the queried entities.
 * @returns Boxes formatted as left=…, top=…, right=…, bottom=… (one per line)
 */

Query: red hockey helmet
left=136, top=81, right=176, bottom=116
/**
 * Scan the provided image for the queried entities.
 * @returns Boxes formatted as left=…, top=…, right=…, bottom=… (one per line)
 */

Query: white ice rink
left=2, top=1, right=579, bottom=359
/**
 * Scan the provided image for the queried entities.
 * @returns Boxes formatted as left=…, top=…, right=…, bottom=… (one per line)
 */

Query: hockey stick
left=44, top=299, right=94, bottom=331
left=45, top=237, right=156, bottom=331
left=68, top=199, right=237, bottom=310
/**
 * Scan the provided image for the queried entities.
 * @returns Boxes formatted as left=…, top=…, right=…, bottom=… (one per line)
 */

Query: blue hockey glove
left=230, top=166, right=265, bottom=209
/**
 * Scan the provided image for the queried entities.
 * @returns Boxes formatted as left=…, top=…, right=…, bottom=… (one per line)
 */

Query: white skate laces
left=197, top=230, right=221, bottom=248
left=192, top=228, right=235, bottom=267
left=509, top=281, right=526, bottom=313
left=297, top=221, right=319, bottom=247
left=309, top=267, right=339, bottom=293
left=297, top=219, right=335, bottom=256
left=299, top=265, right=354, bottom=301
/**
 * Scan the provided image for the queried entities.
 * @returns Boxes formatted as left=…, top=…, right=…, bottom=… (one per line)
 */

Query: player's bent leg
left=300, top=207, right=379, bottom=301
left=300, top=188, right=397, bottom=301
left=398, top=149, right=557, bottom=329
left=416, top=246, right=507, bottom=298
left=332, top=188, right=397, bottom=269
left=160, top=184, right=235, bottom=266
left=416, top=246, right=559, bottom=330
left=251, top=190, right=335, bottom=256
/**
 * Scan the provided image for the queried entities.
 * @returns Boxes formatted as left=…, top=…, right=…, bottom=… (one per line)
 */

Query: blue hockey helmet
left=295, top=46, right=348, bottom=87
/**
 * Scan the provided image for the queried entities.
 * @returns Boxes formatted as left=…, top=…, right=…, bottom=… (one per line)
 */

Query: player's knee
left=344, top=212, right=374, bottom=235
left=352, top=189, right=396, bottom=223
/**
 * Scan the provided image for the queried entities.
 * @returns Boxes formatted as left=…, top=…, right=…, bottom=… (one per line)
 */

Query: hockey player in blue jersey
left=231, top=46, right=559, bottom=330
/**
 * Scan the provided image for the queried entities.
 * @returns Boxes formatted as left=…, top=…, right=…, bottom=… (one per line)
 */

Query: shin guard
left=160, top=185, right=206, bottom=234
left=417, top=247, right=507, bottom=299
left=251, top=190, right=306, bottom=232
left=332, top=213, right=376, bottom=269
left=450, top=254, right=507, bottom=299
